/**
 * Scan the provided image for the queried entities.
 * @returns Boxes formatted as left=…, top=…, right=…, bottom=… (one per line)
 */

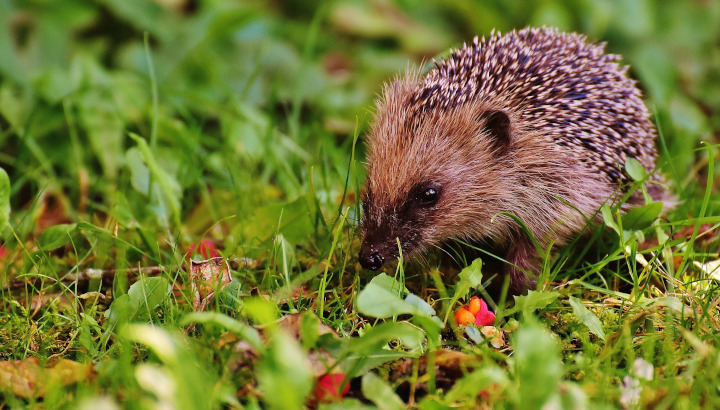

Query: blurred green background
left=0, top=0, right=718, bottom=253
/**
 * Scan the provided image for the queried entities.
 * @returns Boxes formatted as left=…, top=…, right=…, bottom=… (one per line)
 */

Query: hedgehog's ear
left=483, top=110, right=512, bottom=154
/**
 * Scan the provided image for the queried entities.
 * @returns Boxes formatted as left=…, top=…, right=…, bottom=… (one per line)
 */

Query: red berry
left=315, top=373, right=350, bottom=402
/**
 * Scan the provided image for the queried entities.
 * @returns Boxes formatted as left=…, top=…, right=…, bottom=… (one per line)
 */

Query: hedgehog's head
left=358, top=79, right=519, bottom=270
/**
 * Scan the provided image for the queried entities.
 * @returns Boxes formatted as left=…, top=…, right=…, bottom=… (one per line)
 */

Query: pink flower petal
left=474, top=299, right=496, bottom=326
left=187, top=239, right=220, bottom=259
left=475, top=310, right=496, bottom=326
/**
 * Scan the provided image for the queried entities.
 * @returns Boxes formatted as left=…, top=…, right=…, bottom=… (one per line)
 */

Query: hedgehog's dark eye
left=413, top=183, right=441, bottom=208
left=423, top=188, right=438, bottom=201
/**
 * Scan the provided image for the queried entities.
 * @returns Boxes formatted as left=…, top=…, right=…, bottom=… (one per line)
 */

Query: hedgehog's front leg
left=505, top=233, right=539, bottom=294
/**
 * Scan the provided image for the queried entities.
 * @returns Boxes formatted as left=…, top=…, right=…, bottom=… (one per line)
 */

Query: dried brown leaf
left=480, top=326, right=506, bottom=349
left=0, top=358, right=93, bottom=398
left=189, top=257, right=232, bottom=311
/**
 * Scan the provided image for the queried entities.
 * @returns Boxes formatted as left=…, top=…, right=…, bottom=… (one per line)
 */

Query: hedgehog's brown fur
left=358, top=27, right=668, bottom=293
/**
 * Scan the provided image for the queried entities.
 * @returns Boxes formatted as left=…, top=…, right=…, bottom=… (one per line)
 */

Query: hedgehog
left=358, top=27, right=667, bottom=293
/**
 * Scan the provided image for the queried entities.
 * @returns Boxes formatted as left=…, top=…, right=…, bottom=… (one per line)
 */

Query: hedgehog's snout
left=359, top=243, right=385, bottom=270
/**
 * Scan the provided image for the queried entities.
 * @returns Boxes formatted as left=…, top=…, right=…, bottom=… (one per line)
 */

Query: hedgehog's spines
left=407, top=27, right=657, bottom=187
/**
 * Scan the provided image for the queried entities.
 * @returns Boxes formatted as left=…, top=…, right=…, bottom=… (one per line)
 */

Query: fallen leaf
left=693, top=259, right=720, bottom=281
left=673, top=224, right=716, bottom=242
left=0, top=358, right=93, bottom=398
left=28, top=293, right=75, bottom=317
left=230, top=257, right=260, bottom=270
left=273, top=285, right=311, bottom=307
left=480, top=326, right=505, bottom=349
left=34, top=193, right=72, bottom=233
left=274, top=312, right=338, bottom=341
left=189, top=257, right=232, bottom=311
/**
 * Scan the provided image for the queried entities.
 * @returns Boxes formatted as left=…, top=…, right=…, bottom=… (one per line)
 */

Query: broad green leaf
left=346, top=322, right=424, bottom=357
left=357, top=274, right=442, bottom=330
left=78, top=313, right=100, bottom=356
left=568, top=297, right=606, bottom=341
left=621, top=202, right=663, bottom=231
left=128, top=133, right=182, bottom=227
left=127, top=276, right=172, bottom=321
left=357, top=273, right=415, bottom=318
left=181, top=312, right=263, bottom=352
left=403, top=293, right=436, bottom=316
left=601, top=204, right=619, bottom=234
left=79, top=84, right=124, bottom=179
left=110, top=191, right=138, bottom=228
left=625, top=157, right=647, bottom=181
left=243, top=297, right=279, bottom=326
left=504, top=290, right=560, bottom=316
left=451, top=258, right=483, bottom=304
left=300, top=311, right=321, bottom=350
left=555, top=382, right=589, bottom=409
left=37, top=223, right=77, bottom=251
left=670, top=94, right=710, bottom=135
left=0, top=84, right=30, bottom=130
left=342, top=351, right=413, bottom=378
left=410, top=315, right=443, bottom=350
left=124, top=324, right=219, bottom=410
left=257, top=331, right=313, bottom=409
left=322, top=323, right=423, bottom=377
left=366, top=272, right=409, bottom=295
left=126, top=147, right=151, bottom=195
left=444, top=366, right=508, bottom=404
left=361, top=373, right=405, bottom=410
left=104, top=293, right=133, bottom=330
left=514, top=321, right=562, bottom=409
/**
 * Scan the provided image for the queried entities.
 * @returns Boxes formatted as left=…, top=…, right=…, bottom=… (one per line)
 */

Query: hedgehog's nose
left=359, top=249, right=384, bottom=270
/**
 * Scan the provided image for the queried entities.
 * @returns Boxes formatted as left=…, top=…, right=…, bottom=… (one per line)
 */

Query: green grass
left=1, top=1, right=720, bottom=408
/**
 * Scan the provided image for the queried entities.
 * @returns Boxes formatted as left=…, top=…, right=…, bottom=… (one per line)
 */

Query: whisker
left=431, top=243, right=461, bottom=267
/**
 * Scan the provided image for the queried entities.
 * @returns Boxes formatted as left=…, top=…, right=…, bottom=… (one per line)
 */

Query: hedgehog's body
left=359, top=27, right=666, bottom=293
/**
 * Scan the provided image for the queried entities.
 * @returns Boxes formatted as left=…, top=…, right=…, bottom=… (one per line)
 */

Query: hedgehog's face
left=358, top=88, right=516, bottom=270
left=359, top=181, right=445, bottom=270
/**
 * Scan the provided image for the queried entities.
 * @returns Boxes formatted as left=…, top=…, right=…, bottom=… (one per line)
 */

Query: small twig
left=64, top=265, right=168, bottom=282
left=3, top=257, right=259, bottom=291
left=2, top=266, right=169, bottom=291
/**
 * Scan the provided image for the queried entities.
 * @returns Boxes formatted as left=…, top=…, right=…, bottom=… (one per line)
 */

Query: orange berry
left=468, top=296, right=482, bottom=314
left=455, top=307, right=476, bottom=326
